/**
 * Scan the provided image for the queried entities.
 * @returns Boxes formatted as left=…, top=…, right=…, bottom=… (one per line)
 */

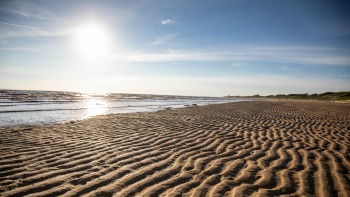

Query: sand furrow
left=295, top=145, right=316, bottom=195
left=286, top=147, right=303, bottom=171
left=313, top=151, right=337, bottom=197
left=116, top=137, right=232, bottom=195
left=229, top=183, right=258, bottom=197
left=273, top=169, right=297, bottom=195
left=323, top=151, right=350, bottom=196
left=141, top=171, right=193, bottom=197
left=2, top=174, right=72, bottom=197
left=63, top=151, right=172, bottom=196
left=114, top=154, right=190, bottom=197
left=257, top=141, right=280, bottom=168
left=77, top=128, right=225, bottom=196
left=189, top=175, right=221, bottom=197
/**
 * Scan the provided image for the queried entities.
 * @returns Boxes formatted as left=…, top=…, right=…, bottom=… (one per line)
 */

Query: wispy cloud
left=152, top=34, right=178, bottom=45
left=114, top=45, right=350, bottom=66
left=231, top=62, right=248, bottom=67
left=0, top=2, right=66, bottom=41
left=281, top=66, right=302, bottom=72
left=0, top=21, right=38, bottom=30
left=160, top=19, right=176, bottom=25
left=0, top=47, right=38, bottom=52
left=0, top=1, right=56, bottom=21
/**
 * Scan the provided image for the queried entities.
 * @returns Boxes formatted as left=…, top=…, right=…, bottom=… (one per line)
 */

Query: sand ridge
left=0, top=101, right=349, bottom=196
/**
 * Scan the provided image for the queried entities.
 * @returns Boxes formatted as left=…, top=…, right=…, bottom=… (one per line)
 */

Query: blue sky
left=0, top=0, right=349, bottom=96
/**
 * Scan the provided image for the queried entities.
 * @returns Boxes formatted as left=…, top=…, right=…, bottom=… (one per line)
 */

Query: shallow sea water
left=0, top=90, right=245, bottom=127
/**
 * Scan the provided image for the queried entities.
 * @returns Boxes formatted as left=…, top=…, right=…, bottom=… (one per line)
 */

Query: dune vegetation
left=248, top=91, right=350, bottom=101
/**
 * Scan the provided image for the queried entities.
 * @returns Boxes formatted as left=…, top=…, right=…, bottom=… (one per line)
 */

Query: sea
left=0, top=90, right=245, bottom=128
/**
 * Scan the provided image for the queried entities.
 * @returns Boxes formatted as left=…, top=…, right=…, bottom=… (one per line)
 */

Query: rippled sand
left=0, top=101, right=349, bottom=196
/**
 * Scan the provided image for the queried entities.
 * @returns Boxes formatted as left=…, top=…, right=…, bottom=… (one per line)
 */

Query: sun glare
left=73, top=23, right=111, bottom=59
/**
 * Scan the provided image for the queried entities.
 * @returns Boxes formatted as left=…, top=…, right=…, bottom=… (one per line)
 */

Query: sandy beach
left=0, top=101, right=349, bottom=197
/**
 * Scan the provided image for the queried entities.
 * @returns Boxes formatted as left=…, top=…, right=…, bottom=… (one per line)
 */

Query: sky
left=0, top=0, right=349, bottom=96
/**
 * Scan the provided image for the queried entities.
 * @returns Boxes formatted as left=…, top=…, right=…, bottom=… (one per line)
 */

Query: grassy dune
left=248, top=91, right=350, bottom=101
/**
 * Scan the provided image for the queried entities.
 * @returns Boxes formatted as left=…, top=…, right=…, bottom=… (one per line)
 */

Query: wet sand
left=0, top=101, right=349, bottom=196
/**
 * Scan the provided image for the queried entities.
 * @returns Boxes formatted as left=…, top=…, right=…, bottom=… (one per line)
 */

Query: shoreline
left=0, top=103, right=206, bottom=130
left=1, top=100, right=349, bottom=196
left=0, top=97, right=244, bottom=128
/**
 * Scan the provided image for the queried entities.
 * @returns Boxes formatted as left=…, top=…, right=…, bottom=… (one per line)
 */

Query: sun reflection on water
left=84, top=98, right=108, bottom=118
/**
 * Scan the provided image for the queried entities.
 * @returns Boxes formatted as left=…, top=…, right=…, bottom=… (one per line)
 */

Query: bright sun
left=73, top=23, right=111, bottom=59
